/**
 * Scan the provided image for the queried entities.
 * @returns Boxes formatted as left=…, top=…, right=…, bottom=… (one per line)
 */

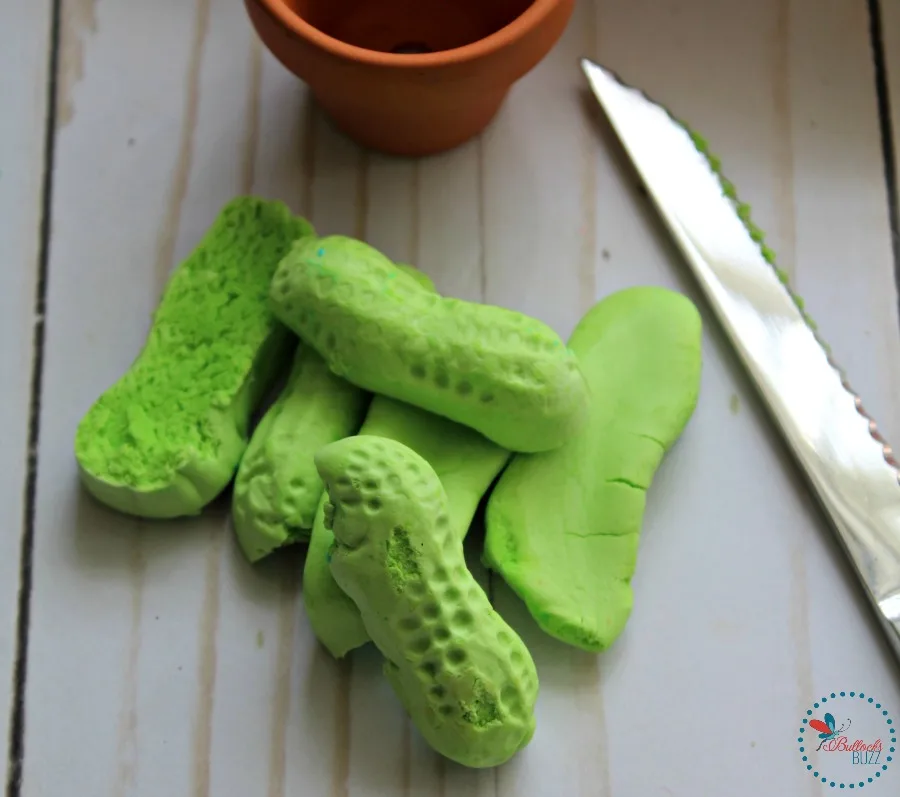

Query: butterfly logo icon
left=810, top=713, right=852, bottom=751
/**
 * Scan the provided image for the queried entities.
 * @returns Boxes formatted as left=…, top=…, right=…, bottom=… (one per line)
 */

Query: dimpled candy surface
left=232, top=345, right=369, bottom=563
left=485, top=287, right=702, bottom=651
left=303, top=396, right=510, bottom=658
left=317, top=436, right=537, bottom=768
left=75, top=197, right=314, bottom=518
left=269, top=234, right=589, bottom=453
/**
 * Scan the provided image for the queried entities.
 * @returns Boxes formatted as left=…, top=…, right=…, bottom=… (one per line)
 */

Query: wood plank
left=22, top=1, right=900, bottom=796
left=478, top=4, right=613, bottom=794
left=24, top=3, right=292, bottom=797
left=204, top=43, right=320, bottom=797
left=0, top=0, right=52, bottom=782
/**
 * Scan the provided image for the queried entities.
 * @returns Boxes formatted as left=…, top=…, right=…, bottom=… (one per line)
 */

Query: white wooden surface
left=0, top=0, right=53, bottom=783
left=3, top=0, right=899, bottom=795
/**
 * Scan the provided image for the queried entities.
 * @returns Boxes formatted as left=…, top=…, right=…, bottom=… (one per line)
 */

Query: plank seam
left=868, top=0, right=900, bottom=284
left=476, top=135, right=495, bottom=610
left=5, top=0, right=62, bottom=795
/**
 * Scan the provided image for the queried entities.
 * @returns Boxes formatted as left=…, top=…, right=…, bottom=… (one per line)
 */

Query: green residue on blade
left=685, top=120, right=828, bottom=346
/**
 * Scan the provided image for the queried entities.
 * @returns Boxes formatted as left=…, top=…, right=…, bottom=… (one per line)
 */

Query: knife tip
left=579, top=58, right=618, bottom=92
left=579, top=57, right=599, bottom=75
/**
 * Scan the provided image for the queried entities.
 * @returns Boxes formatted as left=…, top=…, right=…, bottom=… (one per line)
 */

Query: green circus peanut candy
left=232, top=345, right=369, bottom=562
left=75, top=197, right=313, bottom=518
left=303, top=397, right=509, bottom=659
left=317, top=436, right=537, bottom=768
left=236, top=260, right=429, bottom=564
left=485, top=287, right=702, bottom=651
left=269, top=235, right=589, bottom=453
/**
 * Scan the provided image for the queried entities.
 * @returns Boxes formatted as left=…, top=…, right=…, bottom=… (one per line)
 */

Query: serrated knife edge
left=581, top=58, right=900, bottom=663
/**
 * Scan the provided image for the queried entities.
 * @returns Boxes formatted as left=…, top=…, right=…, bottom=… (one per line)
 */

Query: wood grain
left=14, top=1, right=900, bottom=795
left=57, top=0, right=97, bottom=128
left=153, top=0, right=211, bottom=289
left=0, top=0, right=53, bottom=787
left=880, top=0, right=900, bottom=265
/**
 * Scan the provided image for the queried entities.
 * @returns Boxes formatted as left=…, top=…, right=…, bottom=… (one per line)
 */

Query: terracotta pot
left=245, top=0, right=575, bottom=156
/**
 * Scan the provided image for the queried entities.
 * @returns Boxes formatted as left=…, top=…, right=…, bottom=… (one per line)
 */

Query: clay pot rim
left=256, top=0, right=562, bottom=67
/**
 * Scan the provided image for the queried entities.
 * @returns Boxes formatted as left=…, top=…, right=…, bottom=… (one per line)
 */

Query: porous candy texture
left=75, top=197, right=313, bottom=518
left=232, top=344, right=369, bottom=562
left=317, top=436, right=536, bottom=768
left=485, top=287, right=702, bottom=652
left=269, top=235, right=589, bottom=453
left=303, top=396, right=510, bottom=659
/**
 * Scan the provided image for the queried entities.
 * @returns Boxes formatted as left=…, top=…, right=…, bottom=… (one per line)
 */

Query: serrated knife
left=580, top=58, right=900, bottom=664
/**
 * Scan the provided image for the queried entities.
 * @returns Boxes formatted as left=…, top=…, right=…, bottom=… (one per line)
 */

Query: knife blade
left=580, top=58, right=900, bottom=664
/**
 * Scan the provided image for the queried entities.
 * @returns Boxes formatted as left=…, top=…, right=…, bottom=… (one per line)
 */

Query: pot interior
left=288, top=0, right=535, bottom=54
